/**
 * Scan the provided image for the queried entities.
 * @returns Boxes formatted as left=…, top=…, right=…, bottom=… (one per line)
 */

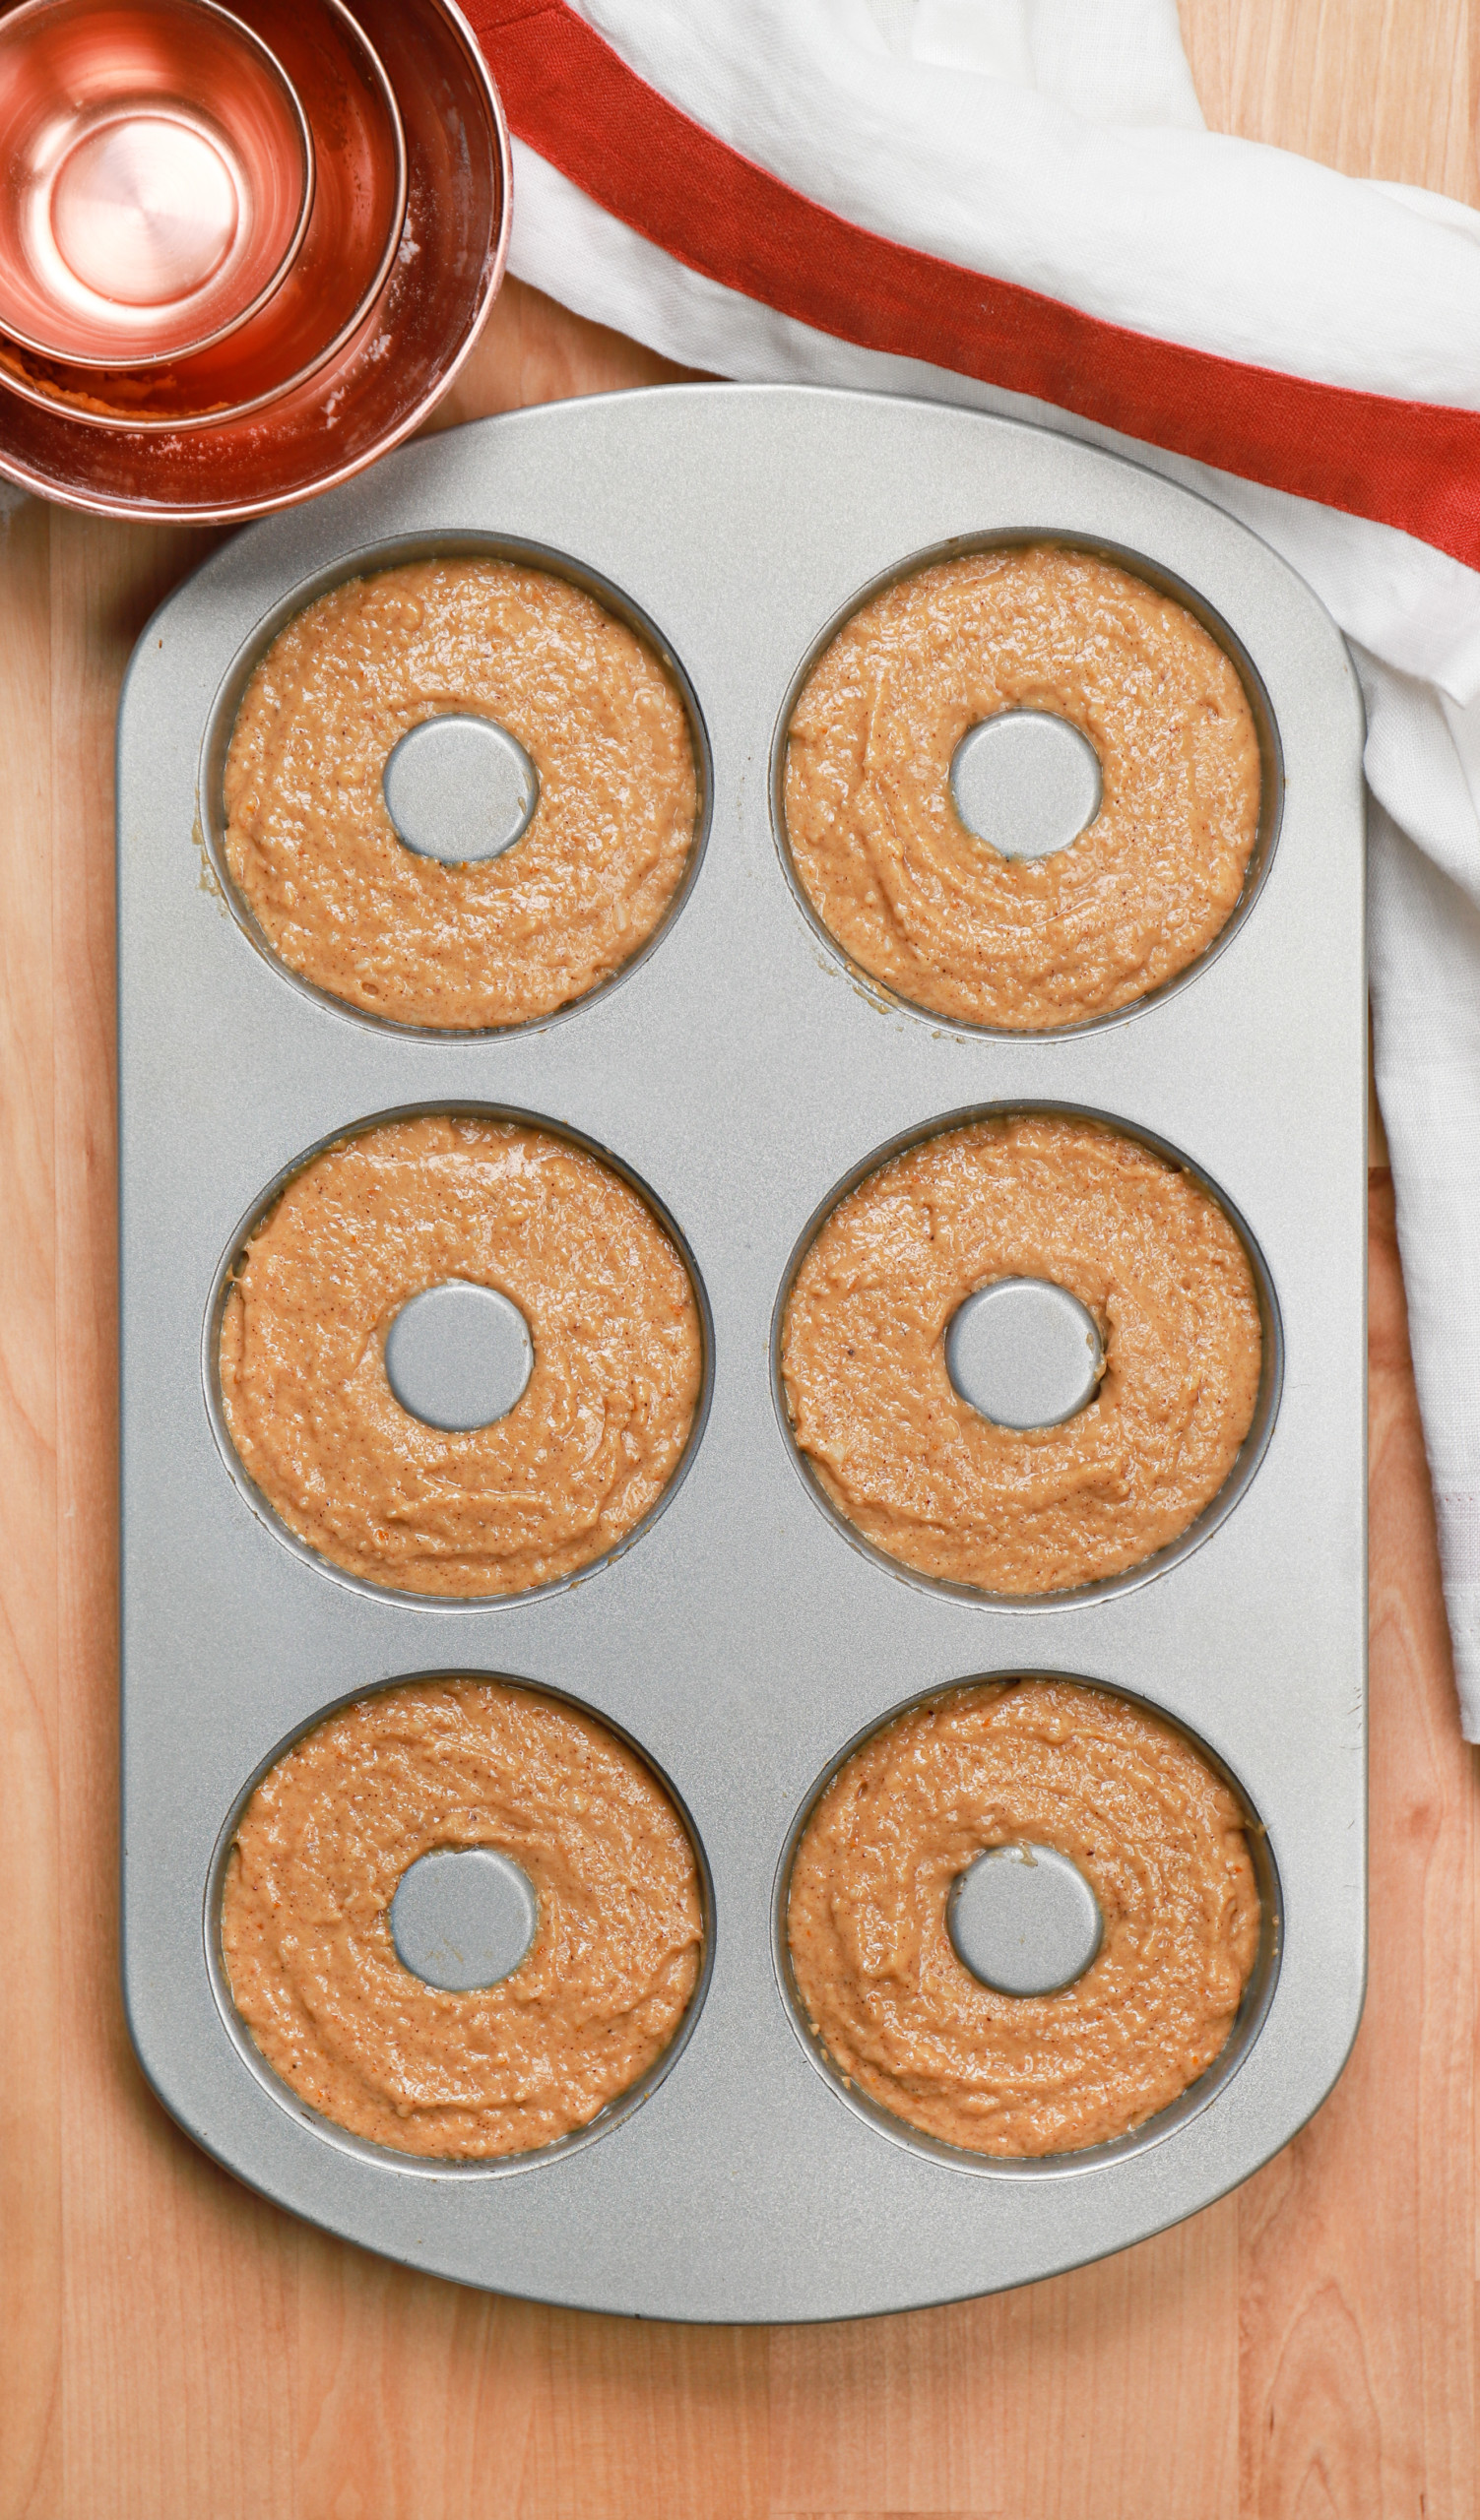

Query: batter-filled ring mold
left=778, top=1674, right=1280, bottom=2168
left=776, top=1106, right=1281, bottom=1604
left=211, top=1674, right=711, bottom=2165
left=208, top=1106, right=710, bottom=1602
left=777, top=537, right=1280, bottom=1036
left=200, top=536, right=711, bottom=1035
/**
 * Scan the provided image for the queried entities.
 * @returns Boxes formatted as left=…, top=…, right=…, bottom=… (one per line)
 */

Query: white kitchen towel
left=473, top=0, right=1480, bottom=1730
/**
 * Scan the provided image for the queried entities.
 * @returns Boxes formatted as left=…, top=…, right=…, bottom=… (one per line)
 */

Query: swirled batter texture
left=220, top=1116, right=702, bottom=1597
left=784, top=545, right=1261, bottom=1029
left=222, top=1678, right=704, bottom=2158
left=224, top=559, right=698, bottom=1028
left=781, top=1115, right=1261, bottom=1594
left=788, top=1678, right=1261, bottom=2156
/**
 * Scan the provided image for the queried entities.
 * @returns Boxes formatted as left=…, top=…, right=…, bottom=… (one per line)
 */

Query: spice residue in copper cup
left=0, top=0, right=315, bottom=369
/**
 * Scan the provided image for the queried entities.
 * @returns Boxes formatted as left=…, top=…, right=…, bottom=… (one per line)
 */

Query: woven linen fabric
left=474, top=0, right=1480, bottom=1732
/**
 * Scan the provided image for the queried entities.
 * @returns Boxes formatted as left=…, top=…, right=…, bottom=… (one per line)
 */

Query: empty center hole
left=949, top=710, right=1102, bottom=861
left=945, top=1278, right=1103, bottom=1431
left=947, top=1843, right=1104, bottom=1996
left=390, top=1847, right=539, bottom=1991
left=383, top=714, right=540, bottom=864
left=384, top=1282, right=534, bottom=1432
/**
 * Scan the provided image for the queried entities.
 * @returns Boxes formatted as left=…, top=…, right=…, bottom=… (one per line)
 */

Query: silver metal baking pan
left=118, top=384, right=1367, bottom=2323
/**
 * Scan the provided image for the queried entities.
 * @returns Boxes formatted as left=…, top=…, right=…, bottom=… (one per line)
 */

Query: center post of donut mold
left=383, top=1281, right=535, bottom=1432
left=382, top=713, right=540, bottom=863
left=390, top=1847, right=540, bottom=1992
left=947, top=1843, right=1105, bottom=1996
left=945, top=1277, right=1103, bottom=1431
left=948, top=709, right=1103, bottom=860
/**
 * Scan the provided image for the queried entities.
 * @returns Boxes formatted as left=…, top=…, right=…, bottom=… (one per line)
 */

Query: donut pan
left=118, top=384, right=1366, bottom=2323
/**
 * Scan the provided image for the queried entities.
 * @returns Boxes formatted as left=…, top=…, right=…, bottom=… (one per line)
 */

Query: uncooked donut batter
left=219, top=1115, right=702, bottom=1597
left=787, top=1677, right=1261, bottom=2157
left=224, top=558, right=698, bottom=1028
left=222, top=1677, right=704, bottom=2159
left=784, top=544, right=1261, bottom=1028
left=781, top=1114, right=1262, bottom=1594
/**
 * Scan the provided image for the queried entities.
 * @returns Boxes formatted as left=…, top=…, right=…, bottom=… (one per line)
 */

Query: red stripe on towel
left=467, top=0, right=1480, bottom=572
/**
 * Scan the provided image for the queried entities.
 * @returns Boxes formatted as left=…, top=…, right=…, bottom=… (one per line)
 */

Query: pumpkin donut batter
left=219, top=1115, right=702, bottom=1597
left=223, top=558, right=698, bottom=1029
left=787, top=1677, right=1262, bottom=2157
left=781, top=1114, right=1262, bottom=1595
left=784, top=544, right=1261, bottom=1029
left=222, top=1677, right=704, bottom=2159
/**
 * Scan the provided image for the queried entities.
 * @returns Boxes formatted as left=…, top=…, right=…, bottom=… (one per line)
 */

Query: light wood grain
left=1180, top=0, right=1475, bottom=197
left=0, top=493, right=61, bottom=2520
left=1, top=8, right=1476, bottom=2514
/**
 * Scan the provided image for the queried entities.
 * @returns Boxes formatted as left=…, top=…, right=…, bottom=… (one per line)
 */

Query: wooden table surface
left=2, top=7, right=1476, bottom=2514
